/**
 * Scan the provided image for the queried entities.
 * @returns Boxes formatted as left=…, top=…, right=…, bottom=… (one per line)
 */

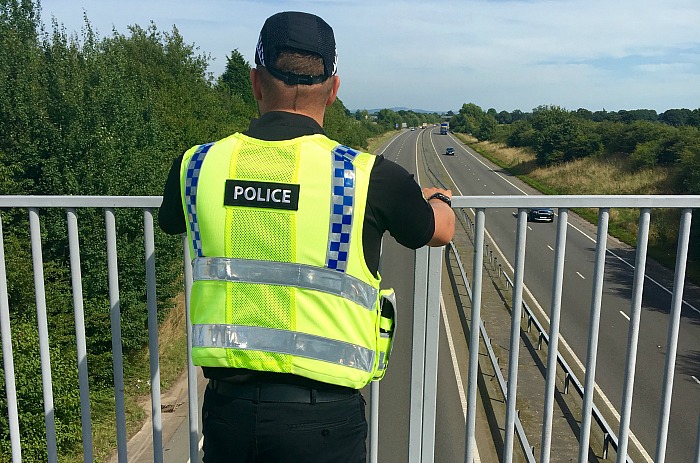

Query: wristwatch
left=427, top=192, right=452, bottom=207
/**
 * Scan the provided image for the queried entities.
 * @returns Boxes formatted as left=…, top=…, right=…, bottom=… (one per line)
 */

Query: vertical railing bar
left=540, top=208, right=569, bottom=463
left=578, top=207, right=610, bottom=463
left=29, top=208, right=58, bottom=463
left=421, top=246, right=444, bottom=463
left=66, top=208, right=93, bottom=463
left=105, top=207, right=128, bottom=462
left=464, top=208, right=485, bottom=463
left=465, top=238, right=536, bottom=463
left=409, top=246, right=429, bottom=463
left=369, top=243, right=386, bottom=463
left=503, top=208, right=528, bottom=463
left=369, top=381, right=380, bottom=463
left=615, top=208, right=651, bottom=462
left=144, top=209, right=163, bottom=463
left=654, top=209, right=692, bottom=463
left=183, top=236, right=200, bottom=463
left=0, top=213, right=22, bottom=462
left=694, top=413, right=700, bottom=463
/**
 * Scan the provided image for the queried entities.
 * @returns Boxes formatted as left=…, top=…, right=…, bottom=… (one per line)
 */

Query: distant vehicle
left=527, top=207, right=554, bottom=222
left=410, top=127, right=416, bottom=131
left=444, top=147, right=455, bottom=156
left=440, top=122, right=449, bottom=135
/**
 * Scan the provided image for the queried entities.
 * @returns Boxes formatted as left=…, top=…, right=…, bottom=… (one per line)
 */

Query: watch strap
left=427, top=192, right=452, bottom=207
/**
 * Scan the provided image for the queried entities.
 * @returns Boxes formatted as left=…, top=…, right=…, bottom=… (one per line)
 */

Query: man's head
left=255, top=11, right=337, bottom=85
left=251, top=11, right=340, bottom=124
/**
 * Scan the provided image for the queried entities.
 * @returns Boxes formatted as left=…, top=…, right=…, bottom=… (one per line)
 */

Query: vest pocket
left=373, top=289, right=396, bottom=381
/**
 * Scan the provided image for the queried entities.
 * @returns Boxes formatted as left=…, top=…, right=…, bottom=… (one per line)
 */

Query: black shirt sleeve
left=158, top=154, right=186, bottom=235
left=362, top=155, right=435, bottom=273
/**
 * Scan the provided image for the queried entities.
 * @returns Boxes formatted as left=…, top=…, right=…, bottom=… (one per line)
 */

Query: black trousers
left=202, top=381, right=368, bottom=463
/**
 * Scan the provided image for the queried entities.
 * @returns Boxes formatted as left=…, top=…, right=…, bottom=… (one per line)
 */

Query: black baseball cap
left=255, top=11, right=337, bottom=85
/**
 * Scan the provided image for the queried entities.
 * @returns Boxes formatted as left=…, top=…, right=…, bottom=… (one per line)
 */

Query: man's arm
left=158, top=155, right=187, bottom=235
left=422, top=187, right=455, bottom=246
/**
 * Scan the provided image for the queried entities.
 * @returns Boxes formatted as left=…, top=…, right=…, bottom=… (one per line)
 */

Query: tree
left=217, top=49, right=256, bottom=113
left=507, top=119, right=536, bottom=148
left=496, top=110, right=512, bottom=124
left=575, top=108, right=593, bottom=120
left=375, top=108, right=401, bottom=130
left=474, top=114, right=498, bottom=141
left=510, top=109, right=527, bottom=122
left=530, top=105, right=601, bottom=165
left=660, top=108, right=693, bottom=127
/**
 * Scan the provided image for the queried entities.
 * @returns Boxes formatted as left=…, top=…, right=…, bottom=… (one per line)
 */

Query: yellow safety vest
left=180, top=133, right=396, bottom=389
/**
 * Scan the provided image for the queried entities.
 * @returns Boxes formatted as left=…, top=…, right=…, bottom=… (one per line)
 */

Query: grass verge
left=367, top=130, right=400, bottom=153
left=453, top=133, right=699, bottom=285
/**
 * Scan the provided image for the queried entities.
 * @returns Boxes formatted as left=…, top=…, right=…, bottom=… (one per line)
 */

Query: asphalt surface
left=426, top=128, right=700, bottom=462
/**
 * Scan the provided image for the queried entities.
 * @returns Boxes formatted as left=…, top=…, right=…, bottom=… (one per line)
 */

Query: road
left=422, top=126, right=700, bottom=462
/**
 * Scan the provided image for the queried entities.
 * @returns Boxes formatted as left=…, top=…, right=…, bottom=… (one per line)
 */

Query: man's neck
left=259, top=107, right=324, bottom=127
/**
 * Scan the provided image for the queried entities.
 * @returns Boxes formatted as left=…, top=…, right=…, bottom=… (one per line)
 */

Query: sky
left=38, top=0, right=700, bottom=114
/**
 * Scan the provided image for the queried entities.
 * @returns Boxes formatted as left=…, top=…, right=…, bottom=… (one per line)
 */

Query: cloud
left=39, top=0, right=700, bottom=112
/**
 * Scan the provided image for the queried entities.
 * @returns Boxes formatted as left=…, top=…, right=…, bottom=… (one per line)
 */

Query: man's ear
left=325, top=75, right=340, bottom=107
left=250, top=68, right=263, bottom=101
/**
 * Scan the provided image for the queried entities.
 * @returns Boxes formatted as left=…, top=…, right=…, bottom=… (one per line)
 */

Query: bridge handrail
left=1, top=194, right=699, bottom=463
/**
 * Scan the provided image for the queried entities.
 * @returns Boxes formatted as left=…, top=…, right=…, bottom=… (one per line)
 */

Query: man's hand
left=422, top=187, right=455, bottom=246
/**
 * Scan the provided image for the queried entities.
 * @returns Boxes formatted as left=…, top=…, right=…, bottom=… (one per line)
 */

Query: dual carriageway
left=373, top=126, right=700, bottom=462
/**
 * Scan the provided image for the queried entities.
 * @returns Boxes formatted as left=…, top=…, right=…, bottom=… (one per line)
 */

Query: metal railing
left=1, top=194, right=699, bottom=463
left=459, top=209, right=623, bottom=460
left=449, top=195, right=699, bottom=463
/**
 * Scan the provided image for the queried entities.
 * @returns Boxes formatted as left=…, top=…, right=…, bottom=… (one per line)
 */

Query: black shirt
left=158, top=111, right=435, bottom=386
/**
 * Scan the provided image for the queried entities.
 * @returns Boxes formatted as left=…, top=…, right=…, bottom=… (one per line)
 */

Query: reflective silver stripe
left=378, top=333, right=390, bottom=370
left=192, top=324, right=375, bottom=373
left=193, top=257, right=378, bottom=311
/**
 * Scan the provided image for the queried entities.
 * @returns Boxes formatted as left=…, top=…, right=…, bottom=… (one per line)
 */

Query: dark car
left=444, top=147, right=455, bottom=156
left=527, top=208, right=554, bottom=222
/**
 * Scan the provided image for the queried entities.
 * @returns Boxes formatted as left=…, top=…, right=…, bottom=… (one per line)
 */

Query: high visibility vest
left=180, top=133, right=396, bottom=389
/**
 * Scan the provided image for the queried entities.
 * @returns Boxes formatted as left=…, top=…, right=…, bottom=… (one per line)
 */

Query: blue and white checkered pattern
left=184, top=143, right=214, bottom=258
left=326, top=145, right=359, bottom=272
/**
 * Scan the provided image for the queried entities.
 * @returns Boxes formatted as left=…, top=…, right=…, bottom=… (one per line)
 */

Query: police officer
left=159, top=11, right=455, bottom=463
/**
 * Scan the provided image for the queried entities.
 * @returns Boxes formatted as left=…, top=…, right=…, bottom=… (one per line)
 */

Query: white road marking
left=547, top=245, right=554, bottom=251
left=619, top=311, right=631, bottom=321
left=564, top=221, right=700, bottom=316
left=692, top=375, right=700, bottom=386
left=440, top=293, right=481, bottom=461
left=577, top=272, right=586, bottom=280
